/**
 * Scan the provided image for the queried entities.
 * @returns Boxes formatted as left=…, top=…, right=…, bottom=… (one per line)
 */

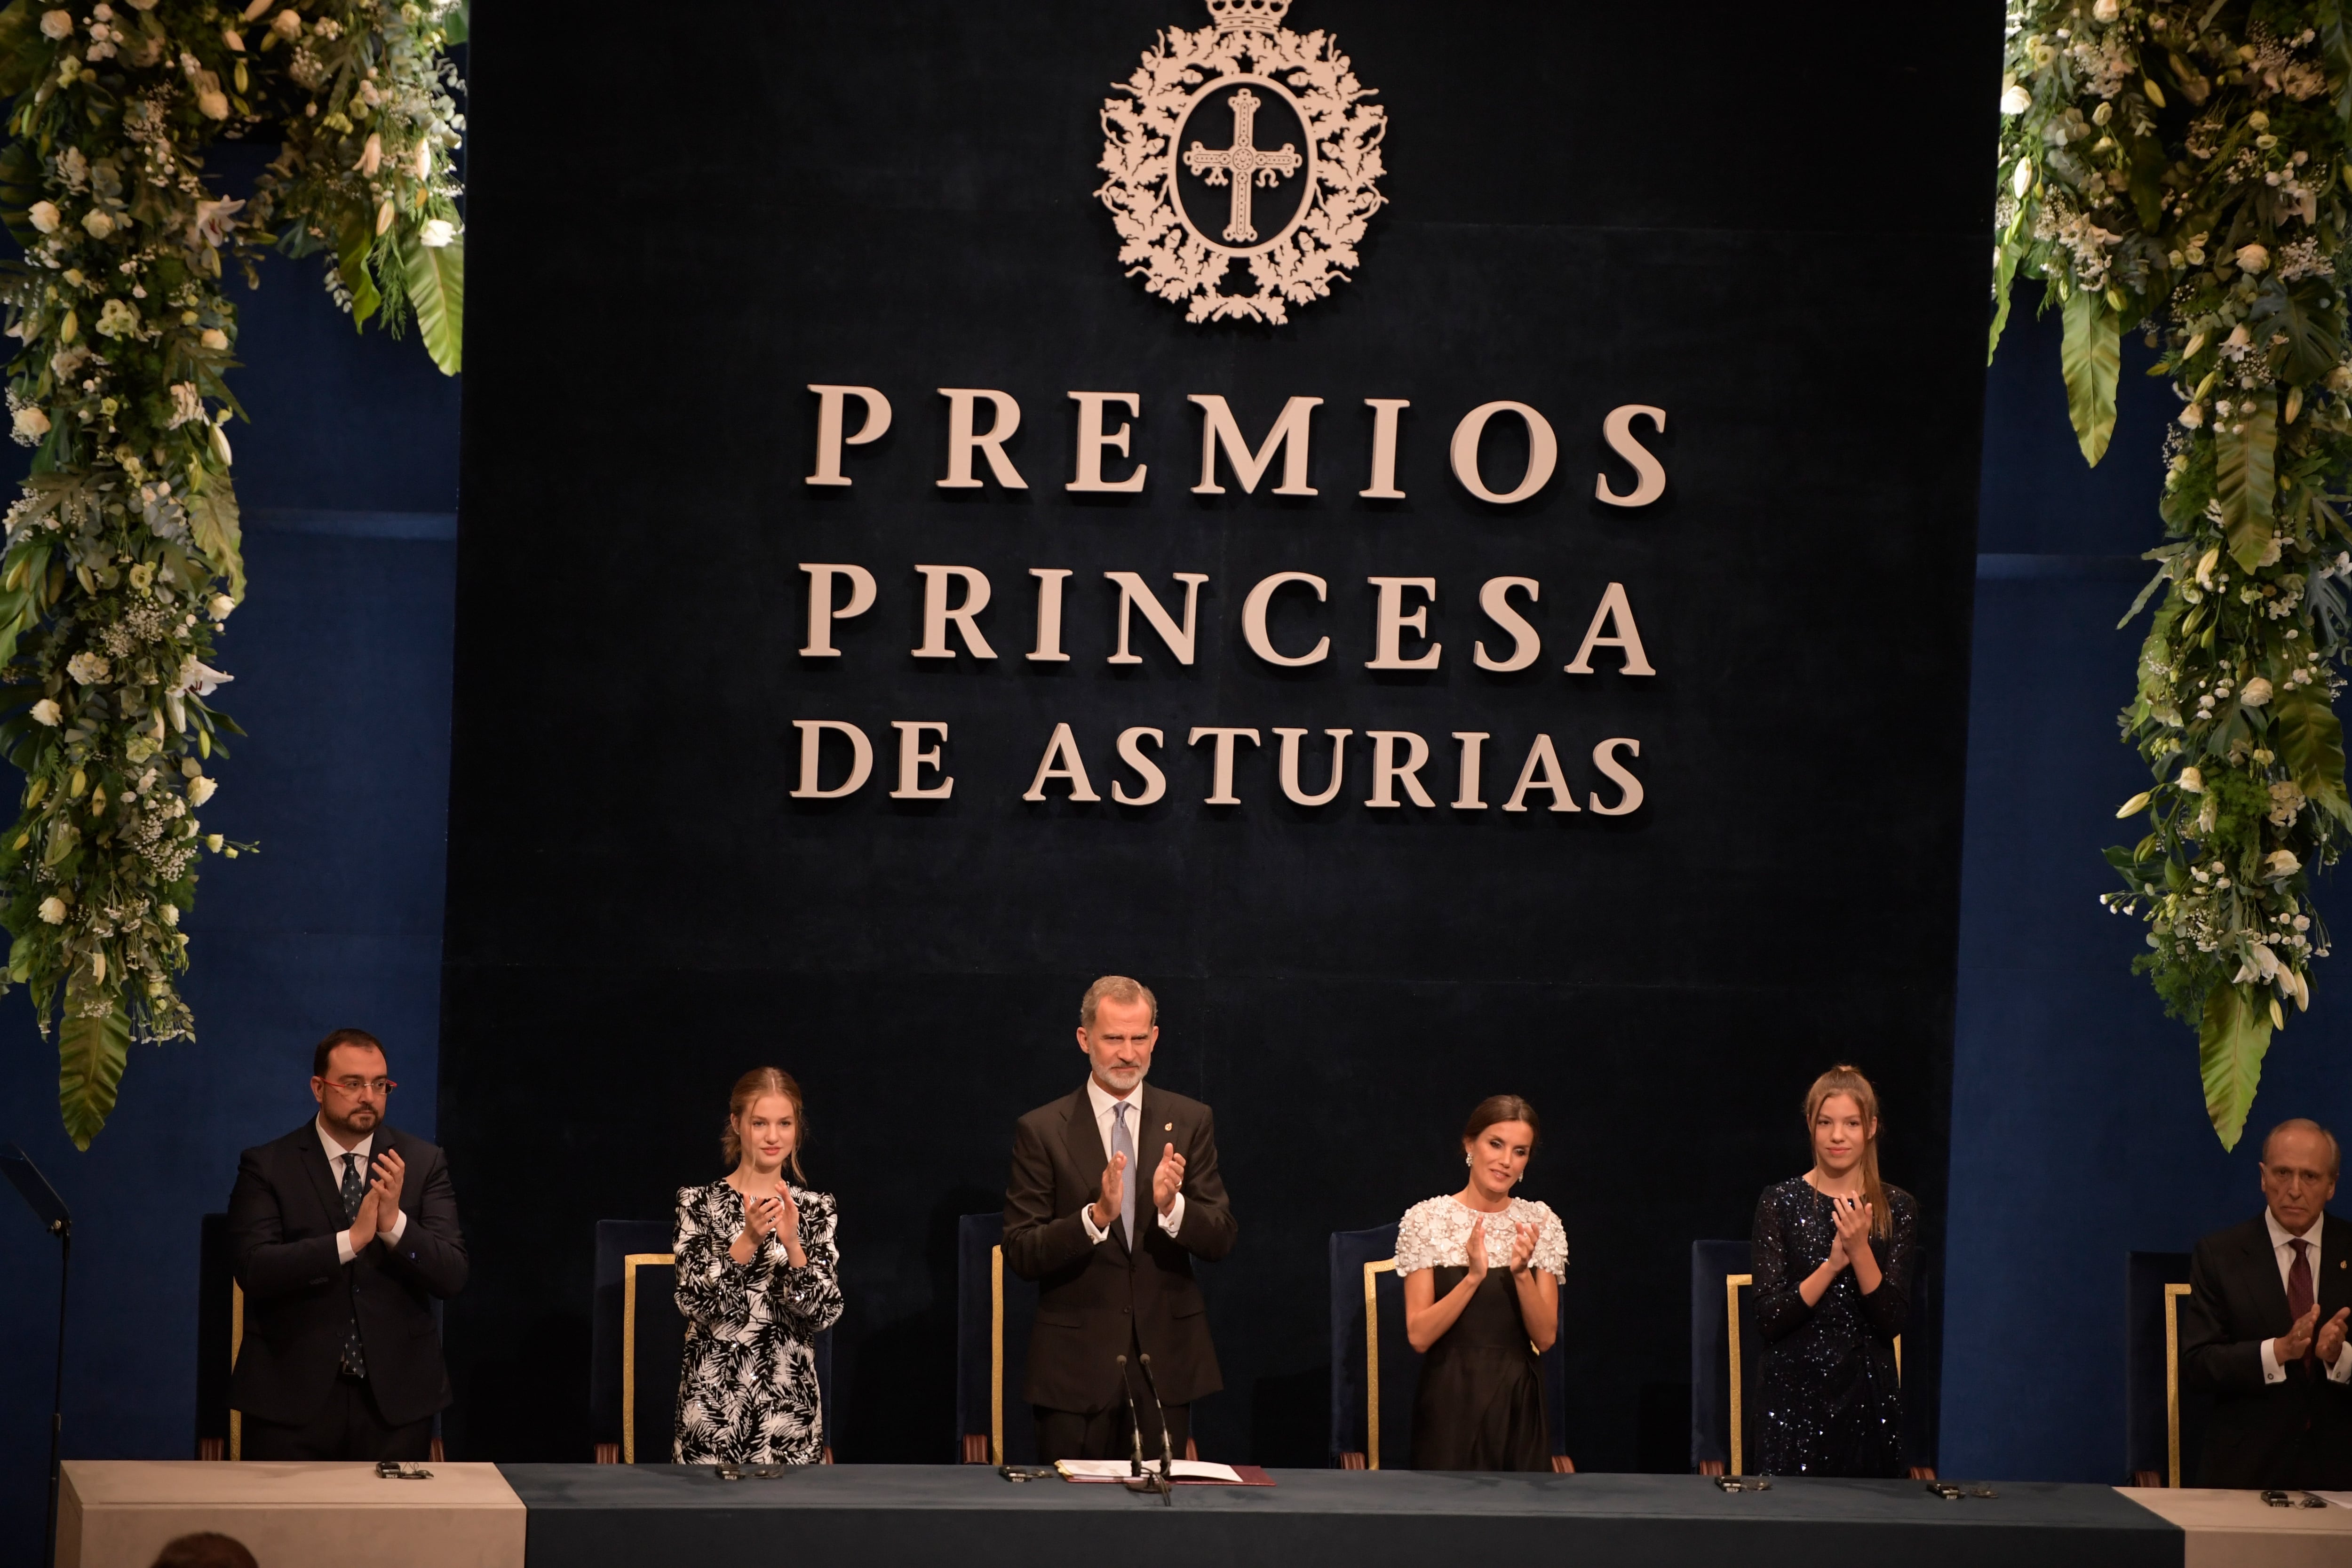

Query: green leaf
left=186, top=484, right=245, bottom=601
left=443, top=1, right=469, bottom=45
left=337, top=224, right=382, bottom=328
left=57, top=994, right=129, bottom=1151
left=2273, top=689, right=2352, bottom=827
left=401, top=231, right=463, bottom=376
left=2199, top=984, right=2272, bottom=1152
left=2249, top=284, right=2344, bottom=388
left=2216, top=393, right=2278, bottom=572
left=2061, top=289, right=2120, bottom=466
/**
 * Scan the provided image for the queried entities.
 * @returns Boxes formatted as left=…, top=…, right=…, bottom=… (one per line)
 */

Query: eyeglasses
left=324, top=1077, right=396, bottom=1096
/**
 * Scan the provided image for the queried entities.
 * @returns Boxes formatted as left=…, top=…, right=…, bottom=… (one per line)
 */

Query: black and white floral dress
left=671, top=1179, right=843, bottom=1465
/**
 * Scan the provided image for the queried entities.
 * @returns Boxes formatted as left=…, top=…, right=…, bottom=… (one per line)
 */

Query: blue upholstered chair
left=2125, top=1250, right=2200, bottom=1486
left=1689, top=1239, right=1758, bottom=1474
left=590, top=1218, right=833, bottom=1464
left=955, top=1211, right=1200, bottom=1464
left=1690, top=1236, right=1936, bottom=1476
left=955, top=1212, right=1033, bottom=1464
left=197, top=1210, right=445, bottom=1462
left=1328, top=1222, right=1573, bottom=1470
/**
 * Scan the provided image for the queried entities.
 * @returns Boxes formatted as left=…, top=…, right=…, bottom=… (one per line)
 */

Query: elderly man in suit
left=2181, top=1117, right=2352, bottom=1488
left=227, top=1028, right=468, bottom=1460
left=1003, top=975, right=1238, bottom=1462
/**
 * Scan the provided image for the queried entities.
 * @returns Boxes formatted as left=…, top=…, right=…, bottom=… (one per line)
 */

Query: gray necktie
left=338, top=1152, right=368, bottom=1378
left=1112, top=1101, right=1136, bottom=1243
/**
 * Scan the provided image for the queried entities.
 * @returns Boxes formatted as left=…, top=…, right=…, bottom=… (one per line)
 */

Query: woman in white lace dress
left=671, top=1067, right=842, bottom=1465
left=1394, top=1095, right=1569, bottom=1470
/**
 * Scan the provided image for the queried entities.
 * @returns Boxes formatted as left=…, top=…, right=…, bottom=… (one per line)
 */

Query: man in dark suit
left=2181, top=1117, right=2352, bottom=1488
left=1004, top=975, right=1238, bottom=1462
left=227, top=1027, right=468, bottom=1460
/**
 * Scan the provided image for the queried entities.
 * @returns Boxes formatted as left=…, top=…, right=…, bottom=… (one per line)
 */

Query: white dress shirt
left=1077, top=1077, right=1186, bottom=1245
left=318, top=1116, right=407, bottom=1264
left=2258, top=1209, right=2352, bottom=1384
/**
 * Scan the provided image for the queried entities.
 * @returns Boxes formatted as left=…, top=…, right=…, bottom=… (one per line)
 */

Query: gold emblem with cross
left=1182, top=88, right=1303, bottom=245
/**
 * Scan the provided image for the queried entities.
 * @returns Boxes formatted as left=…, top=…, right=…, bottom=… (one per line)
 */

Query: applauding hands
left=1827, top=1192, right=1873, bottom=1270
left=2275, top=1302, right=2352, bottom=1369
left=1153, top=1142, right=1185, bottom=1216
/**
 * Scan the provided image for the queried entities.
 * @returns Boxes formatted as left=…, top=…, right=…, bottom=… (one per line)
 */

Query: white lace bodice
left=1394, top=1194, right=1568, bottom=1280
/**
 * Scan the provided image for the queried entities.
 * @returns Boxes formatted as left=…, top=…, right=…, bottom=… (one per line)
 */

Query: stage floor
left=502, top=1465, right=2174, bottom=1568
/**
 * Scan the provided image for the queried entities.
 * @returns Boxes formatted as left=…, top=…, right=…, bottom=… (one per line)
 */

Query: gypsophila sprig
left=1994, top=0, right=2352, bottom=1150
left=0, top=0, right=465, bottom=1148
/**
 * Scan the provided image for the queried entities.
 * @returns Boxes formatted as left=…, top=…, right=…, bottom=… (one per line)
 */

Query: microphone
left=1137, top=1353, right=1176, bottom=1482
left=1116, top=1354, right=1145, bottom=1479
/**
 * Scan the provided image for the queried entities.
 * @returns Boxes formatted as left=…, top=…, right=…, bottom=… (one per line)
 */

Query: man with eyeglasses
left=226, top=1027, right=468, bottom=1460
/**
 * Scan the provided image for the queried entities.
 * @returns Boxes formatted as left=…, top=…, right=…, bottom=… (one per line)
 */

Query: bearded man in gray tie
left=1004, top=976, right=1239, bottom=1462
left=226, top=1028, right=468, bottom=1460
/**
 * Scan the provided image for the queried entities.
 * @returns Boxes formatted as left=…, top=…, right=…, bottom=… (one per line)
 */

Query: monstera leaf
left=2274, top=689, right=2352, bottom=827
left=2061, top=289, right=2120, bottom=465
left=401, top=230, right=463, bottom=377
left=57, top=993, right=129, bottom=1151
left=2216, top=394, right=2278, bottom=572
left=2200, top=984, right=2273, bottom=1152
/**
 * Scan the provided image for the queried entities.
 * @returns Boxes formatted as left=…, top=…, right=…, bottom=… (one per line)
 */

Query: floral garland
left=1994, top=1, right=2352, bottom=1148
left=0, top=0, right=464, bottom=1147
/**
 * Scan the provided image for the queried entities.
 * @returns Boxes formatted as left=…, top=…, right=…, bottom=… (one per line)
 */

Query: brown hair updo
left=1804, top=1065, right=1889, bottom=1237
left=721, top=1067, right=808, bottom=1183
left=1462, top=1094, right=1542, bottom=1149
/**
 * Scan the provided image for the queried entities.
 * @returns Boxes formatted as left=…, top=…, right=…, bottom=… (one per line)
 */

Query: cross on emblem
left=1182, top=88, right=1303, bottom=245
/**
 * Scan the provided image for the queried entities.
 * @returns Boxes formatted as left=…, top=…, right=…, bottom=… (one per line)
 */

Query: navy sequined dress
left=1750, top=1176, right=1915, bottom=1477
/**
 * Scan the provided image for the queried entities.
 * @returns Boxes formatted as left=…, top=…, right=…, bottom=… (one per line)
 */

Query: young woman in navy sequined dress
left=1749, top=1065, right=1921, bottom=1478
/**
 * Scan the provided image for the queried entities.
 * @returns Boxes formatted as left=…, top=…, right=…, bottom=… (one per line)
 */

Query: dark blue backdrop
left=3, top=69, right=2352, bottom=1568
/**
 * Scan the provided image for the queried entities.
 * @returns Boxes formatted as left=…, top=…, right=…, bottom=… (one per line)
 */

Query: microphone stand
left=1138, top=1353, right=1176, bottom=1489
left=3, top=1145, right=73, bottom=1568
left=1116, top=1353, right=1171, bottom=1504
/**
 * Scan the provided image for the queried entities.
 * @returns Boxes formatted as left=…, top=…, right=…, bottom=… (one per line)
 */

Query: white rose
left=207, top=593, right=236, bottom=621
left=204, top=833, right=223, bottom=852
left=2236, top=243, right=2270, bottom=274
left=29, top=698, right=60, bottom=726
left=270, top=8, right=300, bottom=39
left=199, top=327, right=228, bottom=350
left=12, top=406, right=50, bottom=443
left=2241, top=676, right=2274, bottom=707
left=2179, top=403, right=2205, bottom=429
left=2000, top=84, right=2033, bottom=115
left=65, top=651, right=110, bottom=685
left=196, top=89, right=229, bottom=120
left=2178, top=766, right=2206, bottom=793
left=38, top=9, right=71, bottom=39
left=2093, top=0, right=2119, bottom=19
left=37, top=896, right=66, bottom=924
left=418, top=217, right=455, bottom=248
left=160, top=903, right=178, bottom=927
left=2265, top=848, right=2302, bottom=880
left=79, top=210, right=111, bottom=242
left=187, top=776, right=216, bottom=806
left=27, top=200, right=58, bottom=234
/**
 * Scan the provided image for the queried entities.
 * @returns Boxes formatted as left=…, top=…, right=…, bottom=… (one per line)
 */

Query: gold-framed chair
left=1700, top=1260, right=1896, bottom=1477
left=198, top=1212, right=445, bottom=1461
left=1330, top=1232, right=1573, bottom=1472
left=594, top=1224, right=834, bottom=1465
left=954, top=1219, right=1199, bottom=1465
left=2125, top=1252, right=2197, bottom=1487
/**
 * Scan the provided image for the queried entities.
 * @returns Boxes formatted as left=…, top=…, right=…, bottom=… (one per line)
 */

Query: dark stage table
left=498, top=1465, right=2182, bottom=1568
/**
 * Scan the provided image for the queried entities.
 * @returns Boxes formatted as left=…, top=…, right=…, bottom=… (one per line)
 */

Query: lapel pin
left=1164, top=1122, right=1172, bottom=1131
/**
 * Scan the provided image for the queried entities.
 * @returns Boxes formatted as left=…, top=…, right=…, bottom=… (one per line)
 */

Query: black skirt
left=1409, top=1266, right=1549, bottom=1471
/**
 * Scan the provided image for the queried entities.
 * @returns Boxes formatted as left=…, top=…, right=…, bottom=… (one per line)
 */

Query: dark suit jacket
left=1003, top=1082, right=1237, bottom=1411
left=226, top=1121, right=469, bottom=1427
left=2180, top=1210, right=2352, bottom=1488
